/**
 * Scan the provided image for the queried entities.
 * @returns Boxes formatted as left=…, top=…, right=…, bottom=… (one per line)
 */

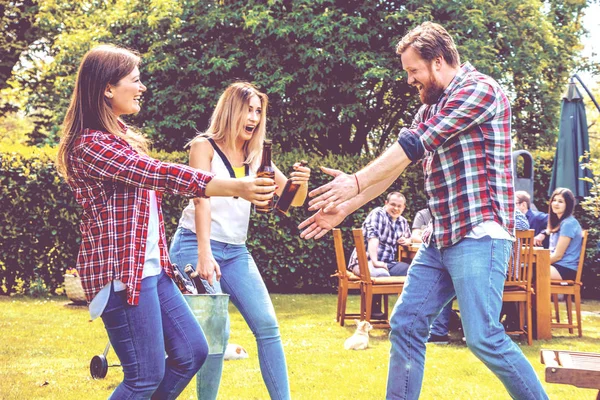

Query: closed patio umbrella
left=548, top=78, right=593, bottom=199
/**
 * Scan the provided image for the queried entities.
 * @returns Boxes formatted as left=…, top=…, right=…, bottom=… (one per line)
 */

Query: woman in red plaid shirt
left=56, top=45, right=275, bottom=399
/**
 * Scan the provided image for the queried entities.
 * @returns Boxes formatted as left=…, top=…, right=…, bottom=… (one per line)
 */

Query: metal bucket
left=184, top=294, right=229, bottom=355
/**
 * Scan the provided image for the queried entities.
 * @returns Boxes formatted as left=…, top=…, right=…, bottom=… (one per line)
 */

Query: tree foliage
left=17, top=0, right=591, bottom=153
left=0, top=0, right=40, bottom=102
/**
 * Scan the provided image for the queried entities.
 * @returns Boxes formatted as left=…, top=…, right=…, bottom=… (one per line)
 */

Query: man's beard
left=419, top=75, right=445, bottom=105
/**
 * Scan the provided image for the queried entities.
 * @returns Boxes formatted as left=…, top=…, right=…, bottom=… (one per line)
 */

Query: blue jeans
left=429, top=302, right=452, bottom=337
left=386, top=237, right=548, bottom=400
left=101, top=271, right=208, bottom=399
left=170, top=227, right=290, bottom=400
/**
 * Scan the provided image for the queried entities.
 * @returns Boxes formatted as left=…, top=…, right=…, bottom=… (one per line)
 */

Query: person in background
left=540, top=188, right=583, bottom=280
left=169, top=82, right=310, bottom=400
left=56, top=46, right=275, bottom=399
left=410, top=207, right=431, bottom=244
left=347, top=192, right=412, bottom=278
left=346, top=192, right=412, bottom=318
left=516, top=190, right=548, bottom=247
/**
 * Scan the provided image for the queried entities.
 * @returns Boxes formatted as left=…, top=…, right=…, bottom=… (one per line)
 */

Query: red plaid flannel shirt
left=66, top=128, right=214, bottom=305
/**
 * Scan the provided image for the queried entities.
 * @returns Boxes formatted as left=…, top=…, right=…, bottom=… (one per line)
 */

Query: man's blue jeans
left=386, top=237, right=548, bottom=400
left=170, top=227, right=290, bottom=400
left=101, top=271, right=208, bottom=399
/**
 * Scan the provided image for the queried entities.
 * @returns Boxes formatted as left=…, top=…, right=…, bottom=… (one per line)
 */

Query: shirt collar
left=439, top=62, right=475, bottom=102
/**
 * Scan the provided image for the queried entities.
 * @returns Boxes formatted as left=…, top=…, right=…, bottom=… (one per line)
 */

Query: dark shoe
left=370, top=311, right=387, bottom=320
left=427, top=334, right=449, bottom=344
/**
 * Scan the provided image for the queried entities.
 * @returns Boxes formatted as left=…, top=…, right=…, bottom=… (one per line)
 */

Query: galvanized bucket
left=184, top=294, right=229, bottom=355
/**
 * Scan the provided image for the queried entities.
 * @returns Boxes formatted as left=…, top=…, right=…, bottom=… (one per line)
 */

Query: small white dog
left=224, top=343, right=249, bottom=360
left=344, top=320, right=373, bottom=350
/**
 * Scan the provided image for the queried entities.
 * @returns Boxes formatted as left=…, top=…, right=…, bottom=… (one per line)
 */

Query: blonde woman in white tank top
left=169, top=82, right=310, bottom=400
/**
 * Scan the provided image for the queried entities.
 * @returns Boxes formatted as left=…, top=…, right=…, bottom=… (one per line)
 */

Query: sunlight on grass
left=0, top=295, right=599, bottom=399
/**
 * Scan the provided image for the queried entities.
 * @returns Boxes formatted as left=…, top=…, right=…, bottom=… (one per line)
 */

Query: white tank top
left=178, top=139, right=252, bottom=244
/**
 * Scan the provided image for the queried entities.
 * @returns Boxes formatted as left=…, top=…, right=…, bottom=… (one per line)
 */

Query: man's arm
left=299, top=167, right=402, bottom=240
left=306, top=80, right=498, bottom=213
left=307, top=143, right=412, bottom=213
left=367, top=238, right=386, bottom=268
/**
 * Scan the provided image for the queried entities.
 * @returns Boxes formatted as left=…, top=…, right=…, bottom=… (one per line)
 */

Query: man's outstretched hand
left=307, top=167, right=358, bottom=213
left=298, top=206, right=348, bottom=240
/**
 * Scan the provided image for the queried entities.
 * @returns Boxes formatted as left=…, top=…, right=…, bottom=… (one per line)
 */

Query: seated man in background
left=516, top=190, right=548, bottom=247
left=347, top=192, right=412, bottom=317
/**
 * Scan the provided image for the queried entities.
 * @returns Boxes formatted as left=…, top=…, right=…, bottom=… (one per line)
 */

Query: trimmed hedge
left=1, top=145, right=598, bottom=297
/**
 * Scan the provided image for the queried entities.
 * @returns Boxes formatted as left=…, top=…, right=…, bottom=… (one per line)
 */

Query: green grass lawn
left=1, top=294, right=599, bottom=399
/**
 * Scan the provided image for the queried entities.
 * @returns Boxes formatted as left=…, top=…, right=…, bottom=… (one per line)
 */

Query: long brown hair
left=547, top=187, right=576, bottom=232
left=191, top=82, right=268, bottom=170
left=56, top=45, right=149, bottom=180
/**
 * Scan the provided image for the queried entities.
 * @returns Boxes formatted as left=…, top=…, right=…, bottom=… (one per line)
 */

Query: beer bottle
left=255, top=139, right=275, bottom=213
left=274, top=160, right=308, bottom=215
left=184, top=264, right=207, bottom=294
left=173, top=263, right=197, bottom=294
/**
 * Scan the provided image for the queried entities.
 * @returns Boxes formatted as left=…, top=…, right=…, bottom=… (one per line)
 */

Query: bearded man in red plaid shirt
left=300, top=22, right=548, bottom=400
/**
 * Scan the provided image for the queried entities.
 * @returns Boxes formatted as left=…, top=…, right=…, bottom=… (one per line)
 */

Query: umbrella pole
left=572, top=73, right=600, bottom=113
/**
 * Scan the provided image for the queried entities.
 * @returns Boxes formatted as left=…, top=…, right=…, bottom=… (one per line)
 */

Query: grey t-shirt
left=412, top=208, right=432, bottom=230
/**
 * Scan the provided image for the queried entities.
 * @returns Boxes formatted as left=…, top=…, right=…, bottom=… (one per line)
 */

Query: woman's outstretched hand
left=239, top=176, right=276, bottom=206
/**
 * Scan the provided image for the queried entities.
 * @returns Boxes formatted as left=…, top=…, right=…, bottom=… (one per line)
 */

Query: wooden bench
left=541, top=349, right=600, bottom=399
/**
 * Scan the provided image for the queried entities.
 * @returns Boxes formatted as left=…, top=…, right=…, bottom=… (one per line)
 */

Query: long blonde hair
left=192, top=82, right=268, bottom=170
left=56, top=45, right=149, bottom=180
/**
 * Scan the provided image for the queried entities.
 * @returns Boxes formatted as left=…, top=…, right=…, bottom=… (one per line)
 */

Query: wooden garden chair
left=551, top=230, right=588, bottom=337
left=332, top=229, right=361, bottom=326
left=352, top=229, right=405, bottom=329
left=503, top=229, right=535, bottom=345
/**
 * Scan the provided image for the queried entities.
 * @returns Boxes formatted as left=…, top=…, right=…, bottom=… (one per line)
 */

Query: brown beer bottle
left=274, top=160, right=308, bottom=215
left=255, top=139, right=275, bottom=213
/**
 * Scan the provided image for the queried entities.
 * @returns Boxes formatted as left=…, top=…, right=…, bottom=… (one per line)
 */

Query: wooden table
left=532, top=247, right=552, bottom=340
left=398, top=243, right=553, bottom=340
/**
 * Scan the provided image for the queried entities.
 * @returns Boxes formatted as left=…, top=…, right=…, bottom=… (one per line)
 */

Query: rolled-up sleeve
left=398, top=129, right=426, bottom=162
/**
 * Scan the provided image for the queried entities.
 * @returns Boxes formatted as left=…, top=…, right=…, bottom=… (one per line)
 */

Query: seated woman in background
left=536, top=188, right=583, bottom=281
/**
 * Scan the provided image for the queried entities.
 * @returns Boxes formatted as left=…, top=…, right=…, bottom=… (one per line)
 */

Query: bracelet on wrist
left=354, top=174, right=361, bottom=194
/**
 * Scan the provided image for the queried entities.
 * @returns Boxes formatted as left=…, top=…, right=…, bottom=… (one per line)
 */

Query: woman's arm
left=189, top=140, right=221, bottom=285
left=550, top=236, right=572, bottom=264
left=76, top=131, right=275, bottom=203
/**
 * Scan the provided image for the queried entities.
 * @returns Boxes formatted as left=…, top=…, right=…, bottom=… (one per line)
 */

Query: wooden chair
left=541, top=349, right=600, bottom=399
left=551, top=230, right=588, bottom=337
left=503, top=229, right=535, bottom=345
left=352, top=229, right=406, bottom=329
left=332, top=229, right=361, bottom=326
